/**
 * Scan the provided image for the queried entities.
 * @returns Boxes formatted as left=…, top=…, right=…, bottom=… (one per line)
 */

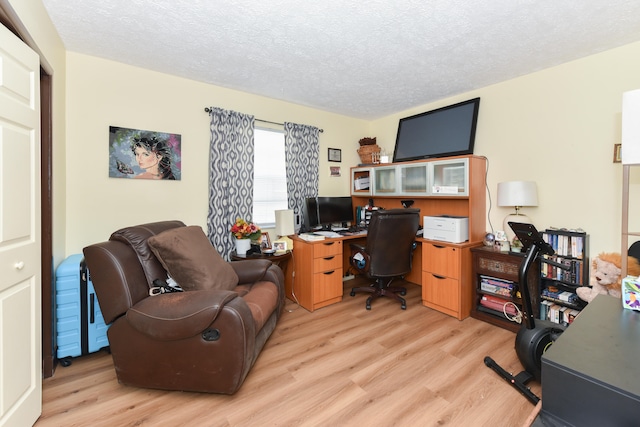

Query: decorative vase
left=235, top=238, right=251, bottom=256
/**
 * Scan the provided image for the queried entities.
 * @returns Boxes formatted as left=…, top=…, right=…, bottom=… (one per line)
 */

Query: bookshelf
left=470, top=247, right=540, bottom=332
left=539, top=228, right=588, bottom=326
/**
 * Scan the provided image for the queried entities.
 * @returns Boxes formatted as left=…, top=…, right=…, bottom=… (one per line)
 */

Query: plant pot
left=235, top=238, right=251, bottom=256
left=357, top=144, right=381, bottom=164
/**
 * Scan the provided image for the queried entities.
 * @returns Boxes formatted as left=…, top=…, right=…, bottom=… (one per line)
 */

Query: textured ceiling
left=41, top=0, right=640, bottom=119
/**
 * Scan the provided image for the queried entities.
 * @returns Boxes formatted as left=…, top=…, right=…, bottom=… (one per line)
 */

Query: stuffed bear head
left=592, top=253, right=623, bottom=290
left=577, top=252, right=640, bottom=302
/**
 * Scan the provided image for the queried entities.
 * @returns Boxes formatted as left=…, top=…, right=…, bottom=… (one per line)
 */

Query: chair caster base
left=350, top=290, right=356, bottom=297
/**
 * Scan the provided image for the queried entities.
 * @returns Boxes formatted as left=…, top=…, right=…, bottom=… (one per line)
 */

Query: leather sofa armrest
left=126, top=290, right=239, bottom=340
left=230, top=259, right=275, bottom=284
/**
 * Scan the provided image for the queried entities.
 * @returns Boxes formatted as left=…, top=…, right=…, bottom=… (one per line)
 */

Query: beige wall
left=22, top=5, right=639, bottom=259
left=65, top=52, right=369, bottom=253
left=371, top=40, right=640, bottom=255
left=6, top=0, right=67, bottom=267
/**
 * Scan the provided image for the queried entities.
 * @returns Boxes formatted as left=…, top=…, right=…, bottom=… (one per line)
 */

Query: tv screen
left=392, top=98, right=480, bottom=163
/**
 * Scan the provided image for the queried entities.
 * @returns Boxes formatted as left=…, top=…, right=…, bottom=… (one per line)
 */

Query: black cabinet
left=471, top=247, right=539, bottom=332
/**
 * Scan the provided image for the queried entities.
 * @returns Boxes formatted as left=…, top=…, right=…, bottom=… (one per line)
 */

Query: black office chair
left=349, top=208, right=420, bottom=310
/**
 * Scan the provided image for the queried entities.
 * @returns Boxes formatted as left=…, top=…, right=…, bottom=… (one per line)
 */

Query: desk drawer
left=422, top=272, right=459, bottom=313
left=313, top=240, right=342, bottom=258
left=313, top=268, right=343, bottom=303
left=313, top=254, right=342, bottom=272
left=423, top=242, right=460, bottom=278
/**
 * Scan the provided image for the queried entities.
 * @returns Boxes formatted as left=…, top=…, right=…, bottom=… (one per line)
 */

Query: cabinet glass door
left=400, top=164, right=428, bottom=194
left=373, top=166, right=398, bottom=195
left=430, top=158, right=468, bottom=196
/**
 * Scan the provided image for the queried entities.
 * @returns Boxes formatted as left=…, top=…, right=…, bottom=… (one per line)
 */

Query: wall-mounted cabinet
left=373, top=165, right=399, bottom=196
left=400, top=163, right=429, bottom=195
left=352, top=157, right=470, bottom=198
left=350, top=155, right=485, bottom=242
left=431, top=158, right=469, bottom=196
left=351, top=167, right=372, bottom=196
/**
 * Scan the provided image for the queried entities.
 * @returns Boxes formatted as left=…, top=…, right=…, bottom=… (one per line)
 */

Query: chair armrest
left=126, top=290, right=239, bottom=340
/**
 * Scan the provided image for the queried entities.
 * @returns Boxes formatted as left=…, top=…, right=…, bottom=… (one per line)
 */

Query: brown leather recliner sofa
left=82, top=220, right=285, bottom=394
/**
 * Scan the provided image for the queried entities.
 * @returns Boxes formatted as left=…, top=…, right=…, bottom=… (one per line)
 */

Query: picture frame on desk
left=273, top=240, right=287, bottom=253
left=260, top=232, right=271, bottom=249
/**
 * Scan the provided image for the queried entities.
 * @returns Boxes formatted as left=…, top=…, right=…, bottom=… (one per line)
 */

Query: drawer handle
left=432, top=274, right=446, bottom=280
left=323, top=270, right=336, bottom=275
left=433, top=245, right=446, bottom=249
left=323, top=256, right=335, bottom=261
left=323, top=242, right=335, bottom=246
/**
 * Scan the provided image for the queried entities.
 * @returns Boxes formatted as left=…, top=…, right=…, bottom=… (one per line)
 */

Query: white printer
left=423, top=215, right=469, bottom=243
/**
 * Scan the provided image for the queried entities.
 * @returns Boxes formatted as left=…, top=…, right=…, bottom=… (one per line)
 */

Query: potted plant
left=230, top=217, right=261, bottom=255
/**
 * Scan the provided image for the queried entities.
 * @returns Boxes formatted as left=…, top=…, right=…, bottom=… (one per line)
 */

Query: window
left=253, top=128, right=288, bottom=227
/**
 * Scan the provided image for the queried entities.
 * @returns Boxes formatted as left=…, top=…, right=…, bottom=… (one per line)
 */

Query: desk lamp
left=497, top=181, right=538, bottom=242
left=274, top=209, right=295, bottom=252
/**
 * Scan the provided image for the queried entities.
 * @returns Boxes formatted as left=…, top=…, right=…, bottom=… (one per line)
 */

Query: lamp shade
left=622, top=89, right=640, bottom=165
left=274, top=209, right=295, bottom=236
left=497, top=181, right=538, bottom=207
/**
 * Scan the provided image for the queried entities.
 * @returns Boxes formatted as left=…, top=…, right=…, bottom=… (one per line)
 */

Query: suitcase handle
left=90, top=294, right=95, bottom=324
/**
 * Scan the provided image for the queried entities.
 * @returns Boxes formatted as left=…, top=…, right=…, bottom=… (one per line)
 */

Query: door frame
left=0, top=7, right=55, bottom=378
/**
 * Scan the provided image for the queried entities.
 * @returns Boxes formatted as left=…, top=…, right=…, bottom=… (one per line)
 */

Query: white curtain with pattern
left=207, top=107, right=255, bottom=258
left=284, top=122, right=320, bottom=229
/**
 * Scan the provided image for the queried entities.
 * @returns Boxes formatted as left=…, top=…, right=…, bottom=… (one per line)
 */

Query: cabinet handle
left=323, top=270, right=336, bottom=275
left=323, top=256, right=335, bottom=261
left=431, top=274, right=446, bottom=280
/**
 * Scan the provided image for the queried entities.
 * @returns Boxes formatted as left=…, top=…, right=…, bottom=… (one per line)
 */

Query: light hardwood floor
left=37, top=280, right=540, bottom=426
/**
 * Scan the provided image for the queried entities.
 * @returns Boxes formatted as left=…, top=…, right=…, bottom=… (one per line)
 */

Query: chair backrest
left=365, top=208, right=420, bottom=278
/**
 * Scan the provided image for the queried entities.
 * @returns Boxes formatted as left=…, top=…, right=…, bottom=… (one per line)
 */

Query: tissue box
left=621, top=276, right=640, bottom=311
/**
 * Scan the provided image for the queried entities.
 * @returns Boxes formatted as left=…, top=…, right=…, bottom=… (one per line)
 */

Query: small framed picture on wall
left=328, top=148, right=342, bottom=162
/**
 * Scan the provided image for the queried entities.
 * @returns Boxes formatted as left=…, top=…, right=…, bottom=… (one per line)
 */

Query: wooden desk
left=537, top=296, right=640, bottom=426
left=292, top=233, right=484, bottom=316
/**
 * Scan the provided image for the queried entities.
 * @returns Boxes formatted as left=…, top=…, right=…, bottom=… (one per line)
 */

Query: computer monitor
left=302, top=197, right=320, bottom=231
left=301, top=196, right=354, bottom=231
left=317, top=196, right=353, bottom=230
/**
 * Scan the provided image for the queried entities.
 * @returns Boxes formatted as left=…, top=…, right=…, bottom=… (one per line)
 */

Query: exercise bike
left=484, top=222, right=571, bottom=405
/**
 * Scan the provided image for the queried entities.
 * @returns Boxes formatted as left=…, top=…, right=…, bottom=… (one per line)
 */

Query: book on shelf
left=541, top=287, right=580, bottom=305
left=539, top=300, right=580, bottom=326
left=541, top=256, right=584, bottom=285
left=542, top=230, right=585, bottom=259
left=479, top=275, right=515, bottom=297
left=480, top=294, right=518, bottom=316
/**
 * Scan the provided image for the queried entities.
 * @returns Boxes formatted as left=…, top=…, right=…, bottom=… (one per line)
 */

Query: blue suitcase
left=55, top=254, right=110, bottom=365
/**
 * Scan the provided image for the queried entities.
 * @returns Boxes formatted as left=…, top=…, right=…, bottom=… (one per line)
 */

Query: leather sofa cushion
left=110, top=220, right=186, bottom=287
left=147, top=225, right=239, bottom=291
left=235, top=281, right=279, bottom=332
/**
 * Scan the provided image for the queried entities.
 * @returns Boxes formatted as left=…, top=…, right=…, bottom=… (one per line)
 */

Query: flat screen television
left=302, top=196, right=353, bottom=231
left=392, top=97, right=480, bottom=163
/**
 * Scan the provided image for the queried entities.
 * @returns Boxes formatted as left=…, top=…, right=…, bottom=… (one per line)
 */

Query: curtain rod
left=204, top=107, right=323, bottom=133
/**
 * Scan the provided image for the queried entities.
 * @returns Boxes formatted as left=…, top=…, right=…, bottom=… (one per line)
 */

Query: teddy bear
left=576, top=252, right=640, bottom=303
